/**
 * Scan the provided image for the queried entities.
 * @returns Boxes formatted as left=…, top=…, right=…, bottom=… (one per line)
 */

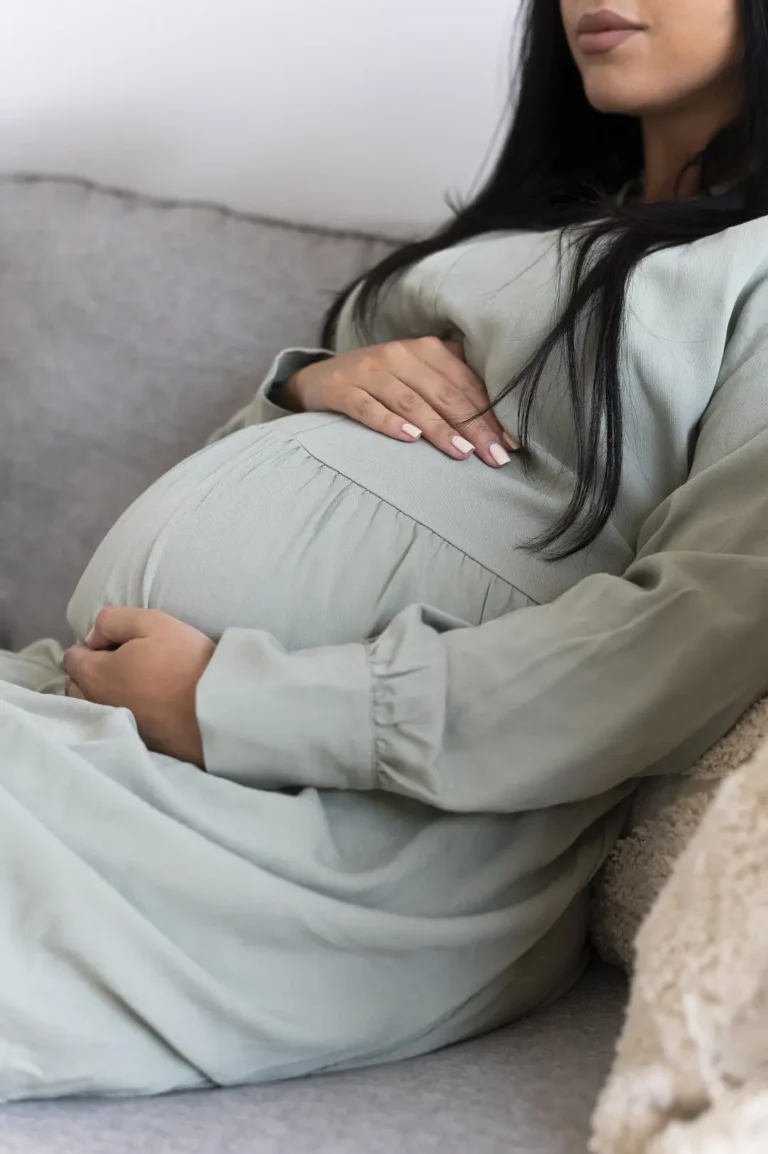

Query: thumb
left=86, top=606, right=156, bottom=650
left=63, top=643, right=113, bottom=699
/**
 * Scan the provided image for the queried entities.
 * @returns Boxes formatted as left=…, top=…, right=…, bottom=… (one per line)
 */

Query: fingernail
left=502, top=432, right=520, bottom=451
left=489, top=443, right=512, bottom=467
left=401, top=423, right=423, bottom=440
left=451, top=436, right=475, bottom=455
left=85, top=628, right=95, bottom=646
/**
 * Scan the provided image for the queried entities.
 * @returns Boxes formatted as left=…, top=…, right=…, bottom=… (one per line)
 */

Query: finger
left=423, top=339, right=516, bottom=455
left=86, top=606, right=159, bottom=650
left=412, top=339, right=518, bottom=461
left=389, top=342, right=513, bottom=466
left=327, top=384, right=428, bottom=444
left=381, top=351, right=501, bottom=464
left=63, top=643, right=112, bottom=701
left=416, top=338, right=492, bottom=415
left=65, top=677, right=86, bottom=700
left=339, top=369, right=472, bottom=459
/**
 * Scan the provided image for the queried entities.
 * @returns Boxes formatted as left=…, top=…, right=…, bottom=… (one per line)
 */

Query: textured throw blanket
left=590, top=701, right=768, bottom=1153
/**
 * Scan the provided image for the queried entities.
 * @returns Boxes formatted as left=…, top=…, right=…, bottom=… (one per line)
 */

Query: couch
left=0, top=175, right=626, bottom=1154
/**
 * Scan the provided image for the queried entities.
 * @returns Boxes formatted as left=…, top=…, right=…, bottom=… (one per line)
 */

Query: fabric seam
left=287, top=432, right=540, bottom=601
left=0, top=172, right=399, bottom=245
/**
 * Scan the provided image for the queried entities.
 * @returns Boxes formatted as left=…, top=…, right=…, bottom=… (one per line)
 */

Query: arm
left=197, top=348, right=768, bottom=812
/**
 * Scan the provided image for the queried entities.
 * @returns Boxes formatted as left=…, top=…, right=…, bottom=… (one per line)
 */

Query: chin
left=581, top=73, right=654, bottom=116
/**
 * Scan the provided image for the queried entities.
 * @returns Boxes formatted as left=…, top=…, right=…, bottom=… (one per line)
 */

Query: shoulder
left=689, top=218, right=768, bottom=470
left=707, top=217, right=768, bottom=381
left=630, top=216, right=768, bottom=377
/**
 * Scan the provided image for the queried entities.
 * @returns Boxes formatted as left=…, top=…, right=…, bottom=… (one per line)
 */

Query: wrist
left=277, top=370, right=306, bottom=412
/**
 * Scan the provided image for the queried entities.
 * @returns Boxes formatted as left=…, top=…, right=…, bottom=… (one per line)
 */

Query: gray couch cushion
left=0, top=965, right=626, bottom=1154
left=0, top=175, right=392, bottom=648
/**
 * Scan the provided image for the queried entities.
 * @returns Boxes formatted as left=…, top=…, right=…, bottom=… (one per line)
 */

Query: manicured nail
left=85, top=628, right=95, bottom=646
left=451, top=436, right=475, bottom=455
left=401, top=423, right=423, bottom=440
left=489, top=443, right=511, bottom=466
left=502, top=432, right=520, bottom=451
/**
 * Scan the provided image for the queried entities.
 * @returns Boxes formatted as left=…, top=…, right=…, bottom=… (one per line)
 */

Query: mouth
left=576, top=9, right=646, bottom=56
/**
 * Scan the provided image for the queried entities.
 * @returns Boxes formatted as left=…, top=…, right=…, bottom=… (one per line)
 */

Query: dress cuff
left=196, top=627, right=376, bottom=791
left=258, top=348, right=334, bottom=420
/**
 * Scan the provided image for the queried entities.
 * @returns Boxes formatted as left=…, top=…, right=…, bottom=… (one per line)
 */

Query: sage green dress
left=2, top=219, right=768, bottom=1100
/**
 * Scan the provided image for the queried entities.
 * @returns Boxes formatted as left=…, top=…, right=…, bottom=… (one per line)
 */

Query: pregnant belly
left=67, top=418, right=534, bottom=650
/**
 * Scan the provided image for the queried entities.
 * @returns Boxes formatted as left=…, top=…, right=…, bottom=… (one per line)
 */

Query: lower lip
left=578, top=28, right=642, bottom=55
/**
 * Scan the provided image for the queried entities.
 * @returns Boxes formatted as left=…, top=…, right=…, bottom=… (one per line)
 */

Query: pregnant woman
left=2, top=0, right=768, bottom=1100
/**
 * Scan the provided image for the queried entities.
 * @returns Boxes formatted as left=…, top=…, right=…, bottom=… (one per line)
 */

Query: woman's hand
left=64, top=608, right=215, bottom=768
left=282, top=338, right=519, bottom=468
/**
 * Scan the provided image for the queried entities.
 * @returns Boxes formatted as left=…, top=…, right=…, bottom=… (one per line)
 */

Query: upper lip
left=577, top=9, right=645, bottom=34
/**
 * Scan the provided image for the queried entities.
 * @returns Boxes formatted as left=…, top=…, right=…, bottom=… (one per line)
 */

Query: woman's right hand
left=280, top=338, right=519, bottom=468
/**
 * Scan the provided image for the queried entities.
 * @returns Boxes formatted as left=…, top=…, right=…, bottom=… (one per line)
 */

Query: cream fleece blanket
left=590, top=699, right=768, bottom=1154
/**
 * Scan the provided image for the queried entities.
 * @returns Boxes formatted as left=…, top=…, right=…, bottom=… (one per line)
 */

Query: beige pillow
left=591, top=698, right=768, bottom=971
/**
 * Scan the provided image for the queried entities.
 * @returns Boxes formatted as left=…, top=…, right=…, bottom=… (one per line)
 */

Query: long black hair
left=322, top=0, right=768, bottom=559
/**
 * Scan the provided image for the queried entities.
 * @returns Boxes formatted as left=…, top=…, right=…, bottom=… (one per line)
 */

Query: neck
left=641, top=84, right=743, bottom=203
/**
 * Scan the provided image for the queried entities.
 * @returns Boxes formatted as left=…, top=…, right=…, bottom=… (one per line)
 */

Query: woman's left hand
left=64, top=607, right=215, bottom=767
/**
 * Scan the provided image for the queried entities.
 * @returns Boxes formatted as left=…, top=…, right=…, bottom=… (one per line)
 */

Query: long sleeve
left=196, top=330, right=768, bottom=813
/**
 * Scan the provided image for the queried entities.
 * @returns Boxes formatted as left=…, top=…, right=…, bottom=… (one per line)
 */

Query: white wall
left=0, top=0, right=519, bottom=236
